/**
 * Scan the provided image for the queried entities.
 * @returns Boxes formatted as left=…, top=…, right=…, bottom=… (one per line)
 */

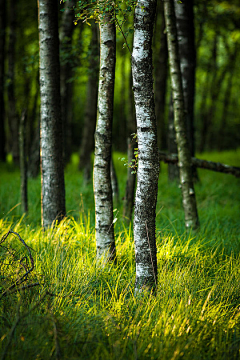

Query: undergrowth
left=0, top=149, right=240, bottom=359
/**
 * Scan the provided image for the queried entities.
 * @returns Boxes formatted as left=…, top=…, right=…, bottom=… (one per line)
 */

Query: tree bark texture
left=132, top=0, right=159, bottom=292
left=123, top=70, right=137, bottom=223
left=163, top=0, right=199, bottom=230
left=0, top=0, right=6, bottom=161
left=19, top=109, right=28, bottom=213
left=93, top=12, right=116, bottom=262
left=168, top=94, right=179, bottom=181
left=79, top=22, right=99, bottom=182
left=59, top=0, right=76, bottom=165
left=159, top=152, right=240, bottom=178
left=154, top=0, right=168, bottom=151
left=174, top=0, right=198, bottom=180
left=38, top=0, right=66, bottom=228
left=7, top=0, right=19, bottom=165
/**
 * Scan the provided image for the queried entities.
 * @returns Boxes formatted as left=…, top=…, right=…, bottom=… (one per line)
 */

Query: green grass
left=0, top=149, right=240, bottom=359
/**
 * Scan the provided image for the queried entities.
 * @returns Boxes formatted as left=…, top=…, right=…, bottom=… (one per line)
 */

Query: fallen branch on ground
left=158, top=151, right=240, bottom=178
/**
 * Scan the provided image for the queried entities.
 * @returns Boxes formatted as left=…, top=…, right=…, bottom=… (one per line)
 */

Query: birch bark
left=163, top=0, right=199, bottom=230
left=132, top=0, right=159, bottom=292
left=93, top=12, right=116, bottom=261
left=38, top=0, right=66, bottom=228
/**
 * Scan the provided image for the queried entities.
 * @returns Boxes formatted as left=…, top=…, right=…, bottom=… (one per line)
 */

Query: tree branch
left=159, top=151, right=240, bottom=178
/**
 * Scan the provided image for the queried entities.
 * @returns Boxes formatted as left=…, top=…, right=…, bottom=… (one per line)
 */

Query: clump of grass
left=1, top=216, right=240, bottom=360
left=0, top=149, right=240, bottom=359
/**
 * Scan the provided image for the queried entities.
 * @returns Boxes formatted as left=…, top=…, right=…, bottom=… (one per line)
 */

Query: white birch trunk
left=38, top=0, right=66, bottom=228
left=163, top=0, right=199, bottom=229
left=93, top=12, right=116, bottom=262
left=132, top=0, right=159, bottom=292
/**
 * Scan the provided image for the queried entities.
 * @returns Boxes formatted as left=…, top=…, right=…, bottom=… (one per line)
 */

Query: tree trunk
left=132, top=0, right=159, bottom=292
left=59, top=0, right=76, bottom=165
left=93, top=12, right=116, bottom=262
left=218, top=47, right=238, bottom=150
left=19, top=109, right=28, bottom=214
left=123, top=70, right=137, bottom=223
left=7, top=0, right=19, bottom=165
left=38, top=0, right=66, bottom=228
left=163, top=0, right=199, bottom=230
left=174, top=0, right=198, bottom=180
left=0, top=0, right=6, bottom=161
left=79, top=21, right=99, bottom=182
left=168, top=94, right=179, bottom=181
left=154, top=0, right=168, bottom=151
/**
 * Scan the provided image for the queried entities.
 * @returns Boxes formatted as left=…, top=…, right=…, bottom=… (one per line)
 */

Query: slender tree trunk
left=154, top=0, right=168, bottom=151
left=174, top=0, right=198, bottom=179
left=59, top=0, right=76, bottom=165
left=79, top=22, right=99, bottom=182
left=123, top=70, right=137, bottom=223
left=218, top=47, right=238, bottom=150
left=38, top=0, right=66, bottom=228
left=7, top=0, right=19, bottom=165
left=132, top=0, right=159, bottom=292
left=19, top=109, right=28, bottom=214
left=0, top=0, right=6, bottom=161
left=163, top=0, right=199, bottom=230
left=93, top=12, right=116, bottom=262
left=168, top=94, right=179, bottom=181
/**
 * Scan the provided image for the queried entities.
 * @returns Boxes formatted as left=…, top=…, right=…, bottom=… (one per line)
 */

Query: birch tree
left=38, top=0, right=66, bottom=228
left=132, top=0, right=159, bottom=292
left=93, top=9, right=116, bottom=261
left=163, top=0, right=199, bottom=230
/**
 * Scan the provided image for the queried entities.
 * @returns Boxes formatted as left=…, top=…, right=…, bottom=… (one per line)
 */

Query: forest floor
left=0, top=149, right=240, bottom=359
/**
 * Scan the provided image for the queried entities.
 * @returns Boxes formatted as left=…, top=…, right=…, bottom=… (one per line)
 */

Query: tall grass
left=0, top=149, right=240, bottom=359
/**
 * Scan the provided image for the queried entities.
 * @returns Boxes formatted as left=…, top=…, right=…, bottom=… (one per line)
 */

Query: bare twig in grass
left=0, top=230, right=35, bottom=299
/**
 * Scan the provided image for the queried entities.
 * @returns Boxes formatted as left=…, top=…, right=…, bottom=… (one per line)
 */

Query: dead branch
left=0, top=230, right=35, bottom=299
left=158, top=151, right=240, bottom=178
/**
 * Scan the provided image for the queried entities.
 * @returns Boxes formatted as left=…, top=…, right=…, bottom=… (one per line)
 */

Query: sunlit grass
left=0, top=149, right=240, bottom=359
left=1, top=216, right=240, bottom=359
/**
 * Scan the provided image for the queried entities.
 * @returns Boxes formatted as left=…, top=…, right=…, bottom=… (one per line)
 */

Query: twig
left=0, top=230, right=35, bottom=299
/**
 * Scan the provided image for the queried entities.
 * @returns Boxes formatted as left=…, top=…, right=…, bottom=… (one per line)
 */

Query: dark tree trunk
left=19, top=109, right=28, bottom=214
left=132, top=0, right=159, bottom=293
left=174, top=0, right=198, bottom=180
left=218, top=47, right=238, bottom=150
left=59, top=0, right=76, bottom=165
left=0, top=0, right=6, bottom=161
left=79, top=22, right=99, bottom=182
left=38, top=0, right=66, bottom=228
left=7, top=0, right=19, bottom=165
left=154, top=0, right=168, bottom=151
left=28, top=117, right=40, bottom=178
left=168, top=94, right=179, bottom=181
left=93, top=12, right=116, bottom=262
left=164, top=0, right=199, bottom=230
